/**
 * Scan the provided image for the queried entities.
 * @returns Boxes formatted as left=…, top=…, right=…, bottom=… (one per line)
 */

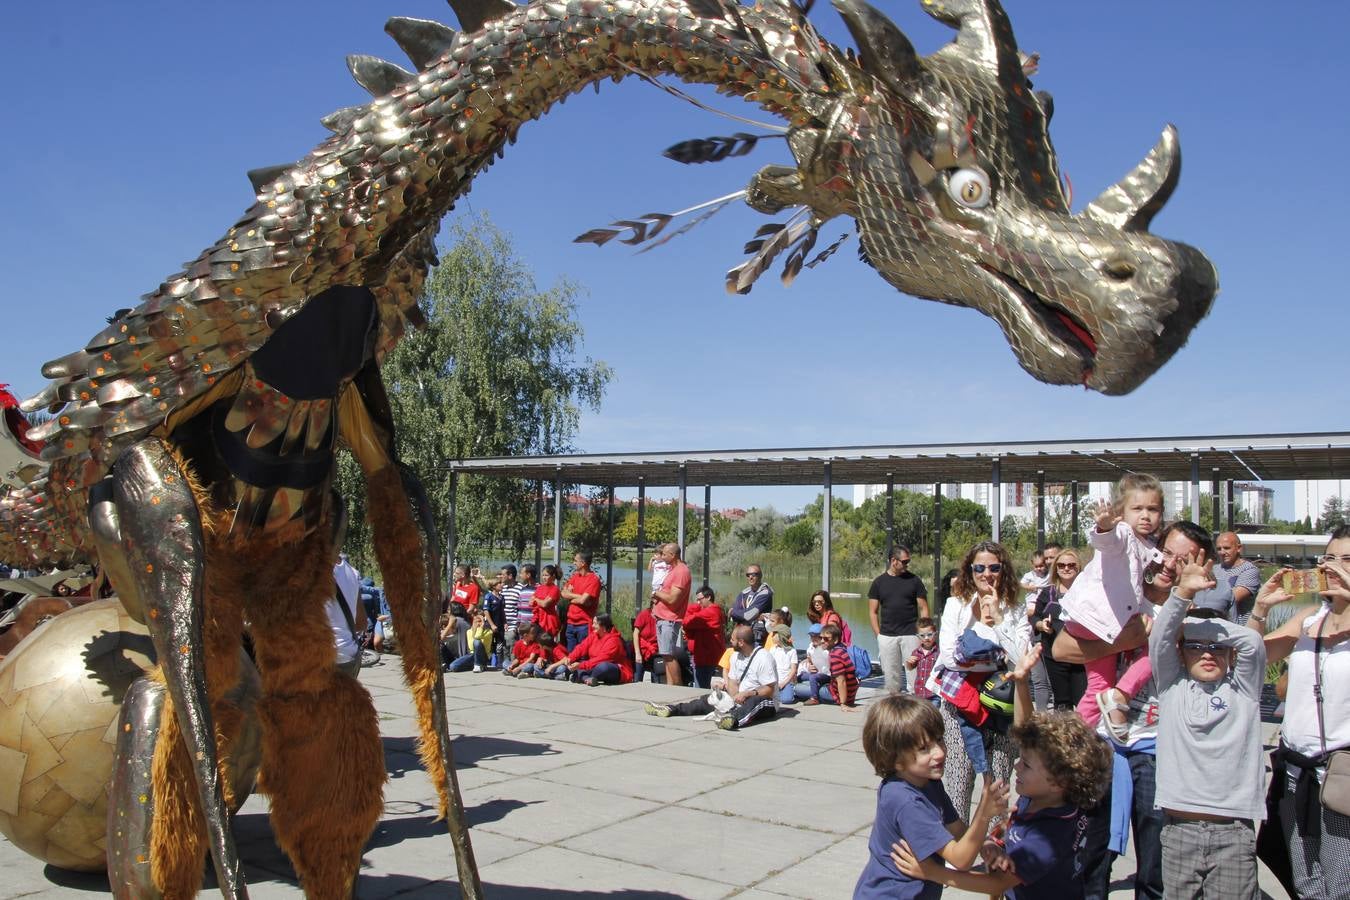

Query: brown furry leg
left=242, top=526, right=385, bottom=900
left=148, top=528, right=246, bottom=899
left=365, top=467, right=448, bottom=817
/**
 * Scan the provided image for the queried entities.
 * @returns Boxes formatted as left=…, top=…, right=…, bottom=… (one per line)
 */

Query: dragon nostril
left=1103, top=259, right=1136, bottom=281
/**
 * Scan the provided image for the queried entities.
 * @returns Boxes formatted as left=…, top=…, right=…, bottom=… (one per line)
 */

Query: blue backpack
left=846, top=643, right=873, bottom=679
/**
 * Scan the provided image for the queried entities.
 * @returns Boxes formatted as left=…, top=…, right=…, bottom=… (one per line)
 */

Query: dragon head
left=764, top=0, right=1218, bottom=395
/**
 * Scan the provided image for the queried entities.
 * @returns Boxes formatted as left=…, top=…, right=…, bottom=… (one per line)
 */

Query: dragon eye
left=947, top=168, right=992, bottom=209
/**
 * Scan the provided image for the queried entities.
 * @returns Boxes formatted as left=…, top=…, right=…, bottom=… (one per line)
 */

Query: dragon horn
left=921, top=0, right=1024, bottom=79
left=1082, top=125, right=1181, bottom=232
left=831, top=0, right=921, bottom=96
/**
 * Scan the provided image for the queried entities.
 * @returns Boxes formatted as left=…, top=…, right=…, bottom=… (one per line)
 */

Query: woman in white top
left=1251, top=525, right=1350, bottom=899
left=934, top=540, right=1031, bottom=819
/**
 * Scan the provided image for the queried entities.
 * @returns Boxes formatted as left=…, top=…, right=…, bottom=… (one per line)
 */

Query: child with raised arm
left=1059, top=472, right=1164, bottom=737
left=854, top=694, right=1009, bottom=899
left=891, top=647, right=1113, bottom=899
left=1149, top=553, right=1265, bottom=899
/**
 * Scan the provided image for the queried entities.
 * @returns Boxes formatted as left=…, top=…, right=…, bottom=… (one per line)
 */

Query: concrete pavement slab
left=752, top=833, right=868, bottom=899
left=460, top=775, right=659, bottom=839
left=531, top=716, right=682, bottom=753
left=466, top=736, right=614, bottom=776
left=629, top=732, right=820, bottom=771
left=477, top=845, right=734, bottom=899
left=538, top=752, right=742, bottom=803
left=681, top=773, right=876, bottom=835
left=774, top=747, right=878, bottom=790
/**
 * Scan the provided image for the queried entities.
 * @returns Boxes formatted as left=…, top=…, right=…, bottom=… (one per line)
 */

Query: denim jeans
left=776, top=683, right=797, bottom=705
left=565, top=623, right=589, bottom=652
left=587, top=661, right=623, bottom=684
left=1081, top=749, right=1163, bottom=900
left=793, top=678, right=833, bottom=703
left=448, top=639, right=488, bottom=672
left=693, top=665, right=719, bottom=689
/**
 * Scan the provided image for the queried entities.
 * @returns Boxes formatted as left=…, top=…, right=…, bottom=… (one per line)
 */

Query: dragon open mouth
left=980, top=265, right=1098, bottom=362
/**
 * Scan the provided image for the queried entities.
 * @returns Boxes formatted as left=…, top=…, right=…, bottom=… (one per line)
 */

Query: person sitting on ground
left=683, top=585, right=726, bottom=689
left=768, top=620, right=799, bottom=704
left=889, top=647, right=1114, bottom=899
left=765, top=606, right=793, bottom=649
left=808, top=589, right=853, bottom=644
left=518, top=632, right=563, bottom=678
left=905, top=616, right=940, bottom=706
left=633, top=597, right=659, bottom=683
left=501, top=623, right=542, bottom=677
left=821, top=623, right=859, bottom=711
left=795, top=623, right=834, bottom=704
left=645, top=624, right=778, bottom=730
left=532, top=564, right=562, bottom=639
left=446, top=611, right=493, bottom=673
left=438, top=605, right=469, bottom=668
left=544, top=614, right=632, bottom=685
left=853, top=694, right=1009, bottom=899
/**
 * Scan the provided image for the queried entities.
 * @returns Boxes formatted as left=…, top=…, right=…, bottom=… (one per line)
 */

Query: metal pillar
left=605, top=486, right=615, bottom=614
left=821, top=462, right=833, bottom=590
left=533, top=479, right=544, bottom=574
left=677, top=464, right=687, bottom=556
left=635, top=478, right=646, bottom=602
left=991, top=458, right=1002, bottom=542
left=702, top=485, right=712, bottom=589
left=1226, top=480, right=1235, bottom=530
left=885, top=473, right=895, bottom=560
left=1070, top=481, right=1080, bottom=548
left=445, top=469, right=458, bottom=587
left=933, top=483, right=944, bottom=586
left=1190, top=455, right=1201, bottom=525
left=1036, top=470, right=1046, bottom=551
left=552, top=469, right=563, bottom=567
left=1211, top=468, right=1221, bottom=535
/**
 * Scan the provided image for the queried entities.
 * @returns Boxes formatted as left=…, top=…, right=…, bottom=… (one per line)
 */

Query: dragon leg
left=108, top=440, right=248, bottom=899
left=238, top=522, right=384, bottom=900
left=107, top=677, right=167, bottom=900
left=366, top=464, right=483, bottom=900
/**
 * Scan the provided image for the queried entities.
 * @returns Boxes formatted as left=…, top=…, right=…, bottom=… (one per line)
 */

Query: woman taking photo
left=1252, top=525, right=1350, bottom=899
left=936, top=540, right=1031, bottom=818
left=1029, top=549, right=1088, bottom=711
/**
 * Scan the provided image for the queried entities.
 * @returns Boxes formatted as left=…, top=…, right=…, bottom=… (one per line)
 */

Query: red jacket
left=569, top=629, right=632, bottom=682
left=633, top=608, right=658, bottom=660
left=532, top=584, right=561, bottom=636
left=512, top=640, right=541, bottom=664
left=683, top=603, right=727, bottom=667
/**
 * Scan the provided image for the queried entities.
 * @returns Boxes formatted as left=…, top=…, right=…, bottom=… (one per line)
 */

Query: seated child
left=767, top=623, right=799, bottom=704
left=501, top=623, right=541, bottom=677
left=890, top=646, right=1113, bottom=899
left=765, top=607, right=792, bottom=649
left=854, top=694, right=1009, bottom=899
left=1059, top=473, right=1164, bottom=737
left=821, top=623, right=859, bottom=710
left=446, top=612, right=493, bottom=672
left=796, top=623, right=833, bottom=704
left=517, top=632, right=563, bottom=678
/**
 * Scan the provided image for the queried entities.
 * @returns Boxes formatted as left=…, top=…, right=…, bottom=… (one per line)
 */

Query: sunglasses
left=971, top=563, right=1002, bottom=574
left=1180, top=640, right=1226, bottom=655
left=1056, top=562, right=1079, bottom=570
left=745, top=572, right=761, bottom=578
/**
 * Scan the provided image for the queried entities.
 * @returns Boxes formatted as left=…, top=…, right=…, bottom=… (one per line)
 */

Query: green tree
left=335, top=214, right=611, bottom=574
left=779, top=519, right=818, bottom=555
left=1319, top=496, right=1346, bottom=533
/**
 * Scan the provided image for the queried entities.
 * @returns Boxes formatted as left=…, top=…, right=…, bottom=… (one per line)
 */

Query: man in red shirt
left=650, top=542, right=692, bottom=686
left=561, top=551, right=602, bottom=652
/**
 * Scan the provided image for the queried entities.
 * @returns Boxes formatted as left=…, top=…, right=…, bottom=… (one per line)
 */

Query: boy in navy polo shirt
left=854, top=695, right=1009, bottom=899
left=891, top=648, right=1112, bottom=899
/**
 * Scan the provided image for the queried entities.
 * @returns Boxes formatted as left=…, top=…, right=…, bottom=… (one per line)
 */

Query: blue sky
left=3, top=1, right=1345, bottom=519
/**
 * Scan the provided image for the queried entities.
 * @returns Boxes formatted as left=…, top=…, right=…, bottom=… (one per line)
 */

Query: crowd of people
left=329, top=473, right=1350, bottom=899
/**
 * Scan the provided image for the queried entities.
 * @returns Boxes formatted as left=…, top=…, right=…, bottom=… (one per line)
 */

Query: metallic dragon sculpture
left=0, top=0, right=1216, bottom=897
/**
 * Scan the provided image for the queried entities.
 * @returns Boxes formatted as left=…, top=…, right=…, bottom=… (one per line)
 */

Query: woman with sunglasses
left=934, top=540, right=1031, bottom=819
left=1030, top=550, right=1088, bottom=711
left=1251, top=525, right=1350, bottom=899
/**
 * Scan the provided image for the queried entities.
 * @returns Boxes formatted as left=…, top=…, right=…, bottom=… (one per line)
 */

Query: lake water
left=483, top=559, right=893, bottom=658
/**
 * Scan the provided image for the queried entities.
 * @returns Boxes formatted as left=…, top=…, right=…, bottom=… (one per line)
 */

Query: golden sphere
left=0, top=599, right=261, bottom=872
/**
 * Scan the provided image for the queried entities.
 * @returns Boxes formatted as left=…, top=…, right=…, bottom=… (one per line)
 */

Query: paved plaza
left=1, top=658, right=1289, bottom=899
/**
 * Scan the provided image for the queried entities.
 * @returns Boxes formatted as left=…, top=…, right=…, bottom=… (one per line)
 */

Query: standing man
left=730, top=564, right=774, bottom=628
left=498, top=564, right=522, bottom=648
left=326, top=552, right=366, bottom=679
left=1212, top=532, right=1263, bottom=625
left=867, top=546, right=929, bottom=693
left=516, top=564, right=538, bottom=631
left=650, top=542, right=692, bottom=686
left=561, top=551, right=601, bottom=652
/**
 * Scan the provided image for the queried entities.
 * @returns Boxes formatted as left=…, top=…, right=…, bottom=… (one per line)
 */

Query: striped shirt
left=500, top=583, right=522, bottom=627
left=828, top=645, right=858, bottom=705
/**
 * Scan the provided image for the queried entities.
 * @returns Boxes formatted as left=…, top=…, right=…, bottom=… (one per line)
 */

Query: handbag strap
left=333, top=576, right=360, bottom=644
left=1314, top=611, right=1328, bottom=758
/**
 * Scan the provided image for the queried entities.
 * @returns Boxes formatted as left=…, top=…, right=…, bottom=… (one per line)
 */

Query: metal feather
left=663, top=133, right=771, bottom=164
left=726, top=215, right=811, bottom=294
left=804, top=232, right=852, bottom=268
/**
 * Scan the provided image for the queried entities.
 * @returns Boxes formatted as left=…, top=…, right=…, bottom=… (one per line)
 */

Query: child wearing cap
left=796, top=623, right=833, bottom=704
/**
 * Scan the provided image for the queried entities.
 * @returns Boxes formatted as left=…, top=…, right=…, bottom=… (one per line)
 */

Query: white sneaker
left=472, top=665, right=483, bottom=673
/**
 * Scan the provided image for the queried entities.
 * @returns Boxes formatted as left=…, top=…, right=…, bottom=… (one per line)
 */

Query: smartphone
left=1283, top=569, right=1328, bottom=595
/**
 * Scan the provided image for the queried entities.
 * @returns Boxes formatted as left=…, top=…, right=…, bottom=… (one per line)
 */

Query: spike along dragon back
left=0, top=1, right=1215, bottom=899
